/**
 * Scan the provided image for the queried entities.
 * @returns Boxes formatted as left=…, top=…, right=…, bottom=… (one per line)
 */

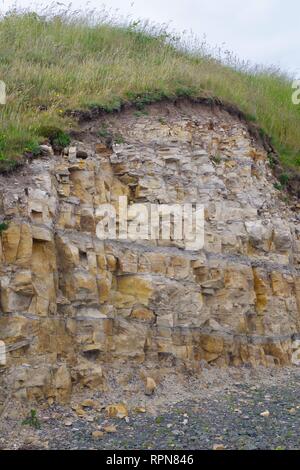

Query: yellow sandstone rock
left=106, top=403, right=128, bottom=419
left=145, top=377, right=157, bottom=396
left=1, top=103, right=300, bottom=403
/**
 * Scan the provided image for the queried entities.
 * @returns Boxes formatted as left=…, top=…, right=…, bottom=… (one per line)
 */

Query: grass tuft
left=0, top=222, right=9, bottom=232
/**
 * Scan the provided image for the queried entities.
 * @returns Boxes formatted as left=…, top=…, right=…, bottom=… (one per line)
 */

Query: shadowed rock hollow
left=1, top=101, right=300, bottom=404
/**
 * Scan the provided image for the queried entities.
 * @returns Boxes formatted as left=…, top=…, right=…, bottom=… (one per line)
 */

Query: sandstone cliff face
left=1, top=101, right=300, bottom=403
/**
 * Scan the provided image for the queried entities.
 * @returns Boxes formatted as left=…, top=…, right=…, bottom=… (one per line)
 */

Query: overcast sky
left=2, top=0, right=300, bottom=76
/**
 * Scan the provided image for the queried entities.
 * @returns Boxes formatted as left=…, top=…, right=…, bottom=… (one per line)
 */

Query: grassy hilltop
left=0, top=7, right=300, bottom=172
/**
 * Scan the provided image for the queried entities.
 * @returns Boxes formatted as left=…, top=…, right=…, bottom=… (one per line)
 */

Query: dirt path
left=1, top=367, right=300, bottom=450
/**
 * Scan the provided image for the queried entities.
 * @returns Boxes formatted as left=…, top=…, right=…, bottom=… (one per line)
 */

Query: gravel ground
left=1, top=366, right=300, bottom=450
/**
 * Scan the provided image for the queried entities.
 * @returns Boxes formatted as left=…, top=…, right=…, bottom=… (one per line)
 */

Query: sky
left=1, top=0, right=300, bottom=76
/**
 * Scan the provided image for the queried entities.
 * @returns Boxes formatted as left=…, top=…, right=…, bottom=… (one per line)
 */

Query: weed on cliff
left=22, top=409, right=41, bottom=430
left=0, top=222, right=9, bottom=233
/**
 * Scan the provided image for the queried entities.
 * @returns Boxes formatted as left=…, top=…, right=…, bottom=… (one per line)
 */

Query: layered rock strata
left=1, top=101, right=300, bottom=402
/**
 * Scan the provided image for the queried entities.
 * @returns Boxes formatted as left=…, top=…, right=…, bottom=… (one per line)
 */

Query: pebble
left=213, top=444, right=225, bottom=450
left=64, top=420, right=73, bottom=427
left=92, top=431, right=104, bottom=439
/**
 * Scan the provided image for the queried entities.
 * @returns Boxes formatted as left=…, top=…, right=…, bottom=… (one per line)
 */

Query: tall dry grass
left=0, top=5, right=299, bottom=168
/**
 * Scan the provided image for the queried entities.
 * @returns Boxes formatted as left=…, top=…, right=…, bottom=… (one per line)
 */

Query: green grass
left=0, top=7, right=300, bottom=172
left=0, top=222, right=9, bottom=232
left=22, top=409, right=41, bottom=429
